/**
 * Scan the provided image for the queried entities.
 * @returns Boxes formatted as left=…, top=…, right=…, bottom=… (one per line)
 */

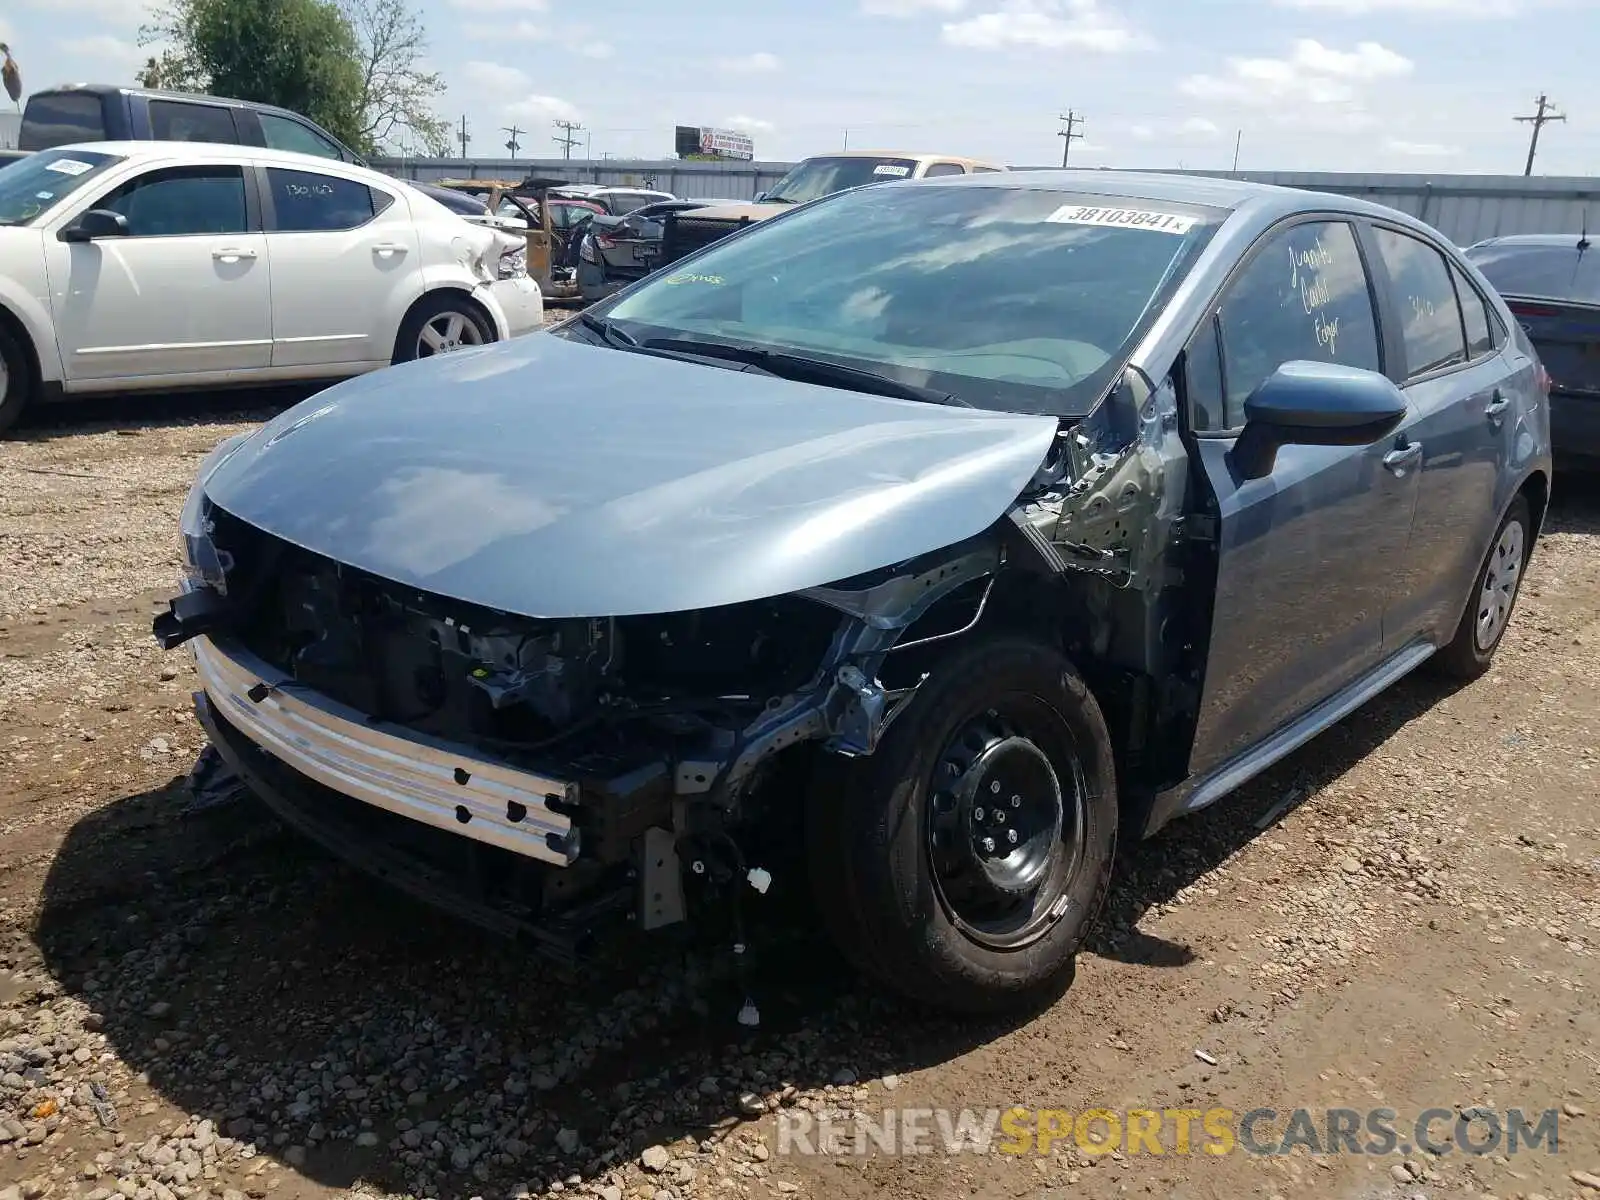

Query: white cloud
left=465, top=60, right=533, bottom=97
left=1275, top=0, right=1522, bottom=13
left=725, top=114, right=776, bottom=133
left=942, top=0, right=1147, bottom=52
left=503, top=94, right=582, bottom=125
left=576, top=39, right=614, bottom=58
left=1384, top=136, right=1461, bottom=156
left=1179, top=38, right=1412, bottom=107
left=446, top=0, right=546, bottom=10
left=861, top=0, right=966, bottom=13
left=55, top=34, right=145, bottom=69
left=1129, top=123, right=1154, bottom=140
left=1181, top=116, right=1222, bottom=136
left=717, top=51, right=781, bottom=72
left=466, top=19, right=545, bottom=38
left=21, top=0, right=158, bottom=29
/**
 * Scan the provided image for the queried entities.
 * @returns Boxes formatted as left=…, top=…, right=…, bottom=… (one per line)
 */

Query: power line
left=552, top=119, right=585, bottom=160
left=502, top=125, right=523, bottom=157
left=1057, top=109, right=1084, bottom=168
left=1514, top=93, right=1565, bottom=176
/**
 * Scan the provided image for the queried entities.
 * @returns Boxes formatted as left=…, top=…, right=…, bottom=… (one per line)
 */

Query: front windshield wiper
left=637, top=335, right=969, bottom=407
left=578, top=311, right=639, bottom=349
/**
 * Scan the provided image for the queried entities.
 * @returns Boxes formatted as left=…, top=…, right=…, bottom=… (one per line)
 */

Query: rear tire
left=0, top=322, right=36, bottom=435
left=1432, top=494, right=1532, bottom=680
left=806, top=635, right=1118, bottom=1014
left=392, top=294, right=494, bottom=365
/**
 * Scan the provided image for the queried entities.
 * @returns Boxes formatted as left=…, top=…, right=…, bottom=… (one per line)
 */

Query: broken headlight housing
left=178, top=432, right=251, bottom=589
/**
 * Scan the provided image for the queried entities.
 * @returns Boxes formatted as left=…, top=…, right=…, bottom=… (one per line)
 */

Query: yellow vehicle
left=431, top=176, right=590, bottom=302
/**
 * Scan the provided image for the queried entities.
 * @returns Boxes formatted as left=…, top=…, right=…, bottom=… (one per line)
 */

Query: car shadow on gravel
left=7, top=386, right=318, bottom=442
left=24, top=475, right=1597, bottom=1198
left=29, top=655, right=1483, bottom=1198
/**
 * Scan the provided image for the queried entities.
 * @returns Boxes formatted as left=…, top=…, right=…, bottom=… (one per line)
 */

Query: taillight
left=1535, top=362, right=1552, bottom=395
left=497, top=246, right=527, bottom=279
left=1508, top=300, right=1559, bottom=319
left=595, top=234, right=618, bottom=250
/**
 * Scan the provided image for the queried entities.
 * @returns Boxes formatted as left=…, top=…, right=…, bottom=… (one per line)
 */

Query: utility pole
left=1515, top=93, right=1565, bottom=176
left=1231, top=129, right=1242, bottom=173
left=502, top=125, right=523, bottom=157
left=456, top=114, right=470, bottom=158
left=552, top=119, right=584, bottom=160
left=1057, top=109, right=1084, bottom=167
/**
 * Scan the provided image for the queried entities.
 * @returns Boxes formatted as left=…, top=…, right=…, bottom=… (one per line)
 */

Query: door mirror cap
left=59, top=209, right=130, bottom=243
left=1231, top=360, right=1407, bottom=481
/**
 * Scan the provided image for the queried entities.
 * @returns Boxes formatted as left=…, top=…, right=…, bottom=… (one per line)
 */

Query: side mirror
left=60, top=209, right=130, bottom=243
left=1231, top=360, right=1407, bottom=481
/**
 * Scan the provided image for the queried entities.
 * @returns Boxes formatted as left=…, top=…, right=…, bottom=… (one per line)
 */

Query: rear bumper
left=482, top=276, right=545, bottom=337
left=191, top=635, right=580, bottom=867
left=1551, top=390, right=1600, bottom=461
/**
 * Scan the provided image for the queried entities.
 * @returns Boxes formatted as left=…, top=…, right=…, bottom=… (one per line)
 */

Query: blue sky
left=4, top=0, right=1597, bottom=172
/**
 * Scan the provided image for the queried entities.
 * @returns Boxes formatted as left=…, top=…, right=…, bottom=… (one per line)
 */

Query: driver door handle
left=212, top=247, right=257, bottom=262
left=372, top=242, right=408, bottom=256
left=1383, top=442, right=1423, bottom=476
left=1484, top=392, right=1512, bottom=422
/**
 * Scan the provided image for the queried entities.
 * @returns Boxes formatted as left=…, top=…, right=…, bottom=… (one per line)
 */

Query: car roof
left=39, top=140, right=394, bottom=181
left=33, top=83, right=314, bottom=124
left=1467, top=233, right=1590, bottom=251
left=802, top=150, right=1007, bottom=169
left=915, top=167, right=1413, bottom=222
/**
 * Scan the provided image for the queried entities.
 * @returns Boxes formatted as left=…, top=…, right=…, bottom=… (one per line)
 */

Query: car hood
left=202, top=332, right=1060, bottom=618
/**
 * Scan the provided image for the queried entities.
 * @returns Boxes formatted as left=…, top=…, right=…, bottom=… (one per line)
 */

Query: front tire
left=0, top=322, right=36, bottom=435
left=392, top=294, right=493, bottom=365
left=1432, top=493, right=1532, bottom=680
left=806, top=636, right=1118, bottom=1014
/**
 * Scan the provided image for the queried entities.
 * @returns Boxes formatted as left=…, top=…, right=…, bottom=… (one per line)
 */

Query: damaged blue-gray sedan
left=155, top=170, right=1552, bottom=1014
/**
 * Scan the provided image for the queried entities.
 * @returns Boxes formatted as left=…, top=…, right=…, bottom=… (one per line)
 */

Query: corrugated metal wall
left=372, top=156, right=1600, bottom=245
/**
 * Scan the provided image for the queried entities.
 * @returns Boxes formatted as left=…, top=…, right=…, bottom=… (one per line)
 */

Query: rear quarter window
left=20, top=93, right=107, bottom=150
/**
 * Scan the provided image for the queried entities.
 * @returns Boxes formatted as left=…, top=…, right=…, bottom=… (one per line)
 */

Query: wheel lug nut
left=981, top=837, right=996, bottom=853
left=1011, top=795, right=1021, bottom=808
left=989, top=781, right=1001, bottom=794
left=1008, top=829, right=1019, bottom=845
left=994, top=812, right=1005, bottom=825
left=974, top=807, right=986, bottom=821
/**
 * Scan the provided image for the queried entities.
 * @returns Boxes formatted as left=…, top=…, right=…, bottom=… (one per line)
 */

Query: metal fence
left=371, top=156, right=1600, bottom=246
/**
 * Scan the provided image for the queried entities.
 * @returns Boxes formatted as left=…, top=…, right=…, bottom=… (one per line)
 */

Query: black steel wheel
left=807, top=635, right=1117, bottom=1014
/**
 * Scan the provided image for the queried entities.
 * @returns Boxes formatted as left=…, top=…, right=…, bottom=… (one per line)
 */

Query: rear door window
left=265, top=168, right=388, bottom=232
left=1373, top=227, right=1468, bottom=379
left=149, top=101, right=240, bottom=144
left=922, top=162, right=967, bottom=177
left=20, top=93, right=106, bottom=150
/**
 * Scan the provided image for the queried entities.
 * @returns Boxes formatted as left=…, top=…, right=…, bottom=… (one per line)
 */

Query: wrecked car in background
left=655, top=150, right=1007, bottom=268
left=155, top=171, right=1551, bottom=1014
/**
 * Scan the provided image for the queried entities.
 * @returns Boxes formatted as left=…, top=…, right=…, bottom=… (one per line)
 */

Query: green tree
left=138, top=0, right=366, bottom=150
left=341, top=0, right=450, bottom=156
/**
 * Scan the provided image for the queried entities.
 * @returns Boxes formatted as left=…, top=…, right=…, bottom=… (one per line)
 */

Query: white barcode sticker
left=1045, top=204, right=1198, bottom=234
left=873, top=164, right=911, bottom=177
left=47, top=158, right=94, bottom=177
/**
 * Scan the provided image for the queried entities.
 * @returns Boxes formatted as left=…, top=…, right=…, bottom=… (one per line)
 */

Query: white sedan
left=0, top=141, right=543, bottom=431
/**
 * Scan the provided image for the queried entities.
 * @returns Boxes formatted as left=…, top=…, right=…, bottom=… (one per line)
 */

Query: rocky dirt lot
left=1, top=396, right=1598, bottom=1200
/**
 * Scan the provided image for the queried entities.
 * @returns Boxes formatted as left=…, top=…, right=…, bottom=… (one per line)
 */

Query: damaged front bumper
left=190, top=634, right=581, bottom=868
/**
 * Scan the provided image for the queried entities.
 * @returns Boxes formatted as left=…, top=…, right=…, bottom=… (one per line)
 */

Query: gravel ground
left=2, top=395, right=1598, bottom=1200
